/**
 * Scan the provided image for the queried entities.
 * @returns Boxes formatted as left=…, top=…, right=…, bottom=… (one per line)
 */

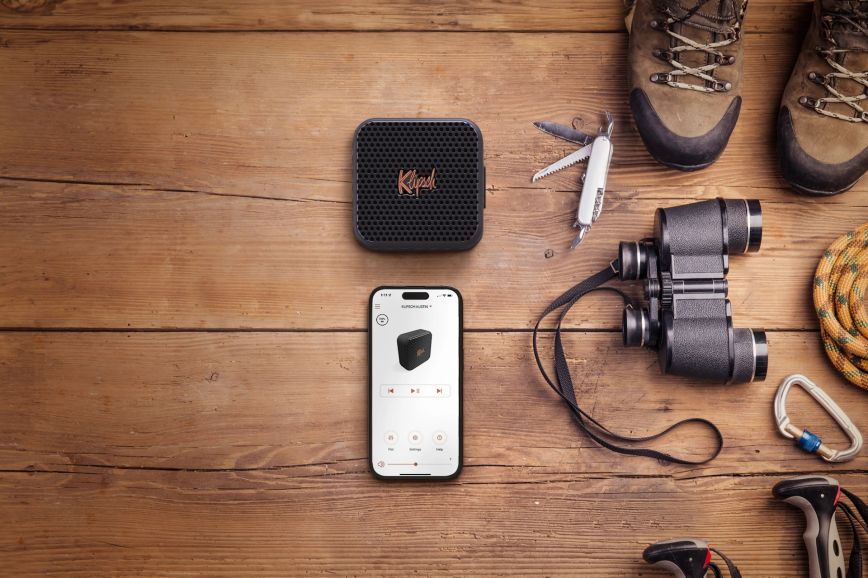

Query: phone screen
left=369, top=287, right=462, bottom=478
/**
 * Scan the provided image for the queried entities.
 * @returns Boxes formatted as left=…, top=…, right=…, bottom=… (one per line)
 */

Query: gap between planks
left=1, top=177, right=862, bottom=208
left=0, top=327, right=822, bottom=333
left=2, top=464, right=865, bottom=481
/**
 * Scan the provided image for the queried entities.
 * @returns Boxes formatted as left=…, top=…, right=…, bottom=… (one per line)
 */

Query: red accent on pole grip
left=835, top=485, right=841, bottom=506
left=704, top=548, right=712, bottom=568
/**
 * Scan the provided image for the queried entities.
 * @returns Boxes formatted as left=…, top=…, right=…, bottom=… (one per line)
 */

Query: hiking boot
left=778, top=0, right=868, bottom=195
left=626, top=0, right=747, bottom=171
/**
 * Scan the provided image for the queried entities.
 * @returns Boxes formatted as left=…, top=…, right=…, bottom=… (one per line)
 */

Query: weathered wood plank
left=2, top=470, right=866, bottom=576
left=3, top=330, right=865, bottom=575
left=1, top=180, right=863, bottom=329
left=0, top=30, right=844, bottom=196
left=1, top=331, right=865, bottom=478
left=2, top=5, right=865, bottom=577
left=0, top=0, right=812, bottom=33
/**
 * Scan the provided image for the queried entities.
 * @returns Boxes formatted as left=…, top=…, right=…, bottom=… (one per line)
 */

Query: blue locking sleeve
left=798, top=429, right=822, bottom=454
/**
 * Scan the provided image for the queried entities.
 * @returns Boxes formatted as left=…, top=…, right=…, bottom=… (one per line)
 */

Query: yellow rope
left=813, top=222, right=868, bottom=390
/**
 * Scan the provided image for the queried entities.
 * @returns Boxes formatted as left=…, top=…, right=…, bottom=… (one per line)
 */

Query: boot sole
left=777, top=107, right=868, bottom=196
left=655, top=158, right=717, bottom=172
left=630, top=89, right=741, bottom=172
left=785, top=177, right=860, bottom=197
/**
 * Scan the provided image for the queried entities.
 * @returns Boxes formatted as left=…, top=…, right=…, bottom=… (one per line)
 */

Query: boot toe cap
left=630, top=88, right=741, bottom=171
left=777, top=106, right=868, bottom=196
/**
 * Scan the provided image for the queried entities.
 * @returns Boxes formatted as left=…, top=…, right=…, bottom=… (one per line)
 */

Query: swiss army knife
left=532, top=112, right=614, bottom=248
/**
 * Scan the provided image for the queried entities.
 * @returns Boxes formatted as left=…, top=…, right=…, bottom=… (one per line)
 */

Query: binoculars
left=618, top=198, right=768, bottom=384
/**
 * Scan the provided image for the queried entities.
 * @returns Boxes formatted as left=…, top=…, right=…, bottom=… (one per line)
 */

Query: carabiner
left=774, top=374, right=863, bottom=463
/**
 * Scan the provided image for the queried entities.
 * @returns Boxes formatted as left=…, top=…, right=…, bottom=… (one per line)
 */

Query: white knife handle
left=577, top=136, right=612, bottom=227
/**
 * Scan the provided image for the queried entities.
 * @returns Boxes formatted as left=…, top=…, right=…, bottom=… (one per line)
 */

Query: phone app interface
left=371, top=289, right=460, bottom=477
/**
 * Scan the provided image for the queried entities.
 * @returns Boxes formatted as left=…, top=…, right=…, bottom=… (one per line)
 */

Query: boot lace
left=648, top=0, right=746, bottom=93
left=800, top=3, right=868, bottom=123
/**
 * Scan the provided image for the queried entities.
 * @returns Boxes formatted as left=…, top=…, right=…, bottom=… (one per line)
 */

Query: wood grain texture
left=0, top=0, right=812, bottom=32
left=2, top=3, right=867, bottom=576
left=0, top=30, right=836, bottom=195
left=1, top=331, right=865, bottom=478
left=1, top=331, right=867, bottom=577
left=1, top=179, right=865, bottom=330
left=3, top=472, right=867, bottom=577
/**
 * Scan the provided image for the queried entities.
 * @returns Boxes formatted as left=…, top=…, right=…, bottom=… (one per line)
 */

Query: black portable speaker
left=397, top=329, right=433, bottom=371
left=353, top=119, right=485, bottom=251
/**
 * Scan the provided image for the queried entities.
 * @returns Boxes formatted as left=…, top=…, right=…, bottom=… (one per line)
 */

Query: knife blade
left=531, top=142, right=593, bottom=182
left=533, top=121, right=594, bottom=146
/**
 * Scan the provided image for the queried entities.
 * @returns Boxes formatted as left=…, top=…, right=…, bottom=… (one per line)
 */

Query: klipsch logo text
left=397, top=168, right=437, bottom=198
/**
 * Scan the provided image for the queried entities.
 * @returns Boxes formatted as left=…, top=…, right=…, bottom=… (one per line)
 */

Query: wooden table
left=1, top=1, right=866, bottom=575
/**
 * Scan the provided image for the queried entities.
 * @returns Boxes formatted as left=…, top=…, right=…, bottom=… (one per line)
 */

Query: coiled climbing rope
left=813, top=222, right=868, bottom=390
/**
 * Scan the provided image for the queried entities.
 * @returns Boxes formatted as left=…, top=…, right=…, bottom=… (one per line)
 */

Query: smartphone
left=369, top=286, right=462, bottom=479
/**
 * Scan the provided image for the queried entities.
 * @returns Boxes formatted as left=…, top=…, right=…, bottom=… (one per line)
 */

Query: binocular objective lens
left=723, top=199, right=763, bottom=254
left=731, top=328, right=768, bottom=383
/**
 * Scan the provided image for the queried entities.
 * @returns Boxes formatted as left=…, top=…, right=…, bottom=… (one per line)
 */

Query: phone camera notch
left=402, top=291, right=429, bottom=300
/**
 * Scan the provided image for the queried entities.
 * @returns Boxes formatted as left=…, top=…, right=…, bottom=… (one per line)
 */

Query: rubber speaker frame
left=353, top=118, right=485, bottom=251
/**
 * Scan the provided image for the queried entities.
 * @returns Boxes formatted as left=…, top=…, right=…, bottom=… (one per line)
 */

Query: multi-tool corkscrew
left=532, top=112, right=614, bottom=248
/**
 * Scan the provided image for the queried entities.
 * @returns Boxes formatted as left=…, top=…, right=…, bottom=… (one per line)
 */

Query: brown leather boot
left=627, top=0, right=747, bottom=171
left=778, top=0, right=868, bottom=195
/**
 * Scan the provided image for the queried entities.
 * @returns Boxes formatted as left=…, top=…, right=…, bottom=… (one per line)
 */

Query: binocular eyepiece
left=618, top=199, right=767, bottom=384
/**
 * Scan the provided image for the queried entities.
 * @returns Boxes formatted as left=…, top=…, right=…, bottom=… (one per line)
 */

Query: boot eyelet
left=716, top=54, right=736, bottom=65
left=861, top=111, right=868, bottom=122
left=799, top=96, right=818, bottom=109
left=653, top=49, right=674, bottom=62
left=650, top=72, right=672, bottom=84
left=808, top=71, right=826, bottom=85
left=712, top=81, right=732, bottom=92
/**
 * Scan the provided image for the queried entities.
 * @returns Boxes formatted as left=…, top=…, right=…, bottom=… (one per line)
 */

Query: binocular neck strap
left=532, top=258, right=724, bottom=465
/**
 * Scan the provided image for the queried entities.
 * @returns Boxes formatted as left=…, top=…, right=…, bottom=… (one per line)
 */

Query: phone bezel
left=368, top=285, right=464, bottom=480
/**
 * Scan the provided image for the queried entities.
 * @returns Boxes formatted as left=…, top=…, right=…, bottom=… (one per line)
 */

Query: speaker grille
left=354, top=119, right=483, bottom=251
